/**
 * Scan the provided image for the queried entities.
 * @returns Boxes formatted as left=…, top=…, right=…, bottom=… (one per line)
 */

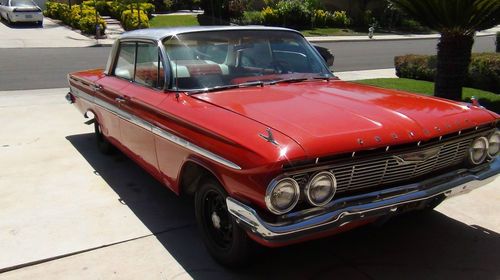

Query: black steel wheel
left=195, top=178, right=253, bottom=267
left=94, top=122, right=114, bottom=155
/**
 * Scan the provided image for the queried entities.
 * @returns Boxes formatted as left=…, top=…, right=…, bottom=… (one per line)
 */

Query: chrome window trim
left=70, top=85, right=241, bottom=170
left=108, top=39, right=169, bottom=91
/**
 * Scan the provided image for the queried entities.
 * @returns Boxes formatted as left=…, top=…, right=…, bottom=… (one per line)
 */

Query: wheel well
left=179, top=161, right=219, bottom=196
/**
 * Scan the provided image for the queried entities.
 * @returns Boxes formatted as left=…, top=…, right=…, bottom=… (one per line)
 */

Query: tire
left=195, top=178, right=253, bottom=267
left=94, top=122, right=114, bottom=155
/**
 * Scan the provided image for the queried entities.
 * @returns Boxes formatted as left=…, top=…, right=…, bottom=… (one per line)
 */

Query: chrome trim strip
left=152, top=127, right=241, bottom=170
left=70, top=86, right=241, bottom=170
left=227, top=158, right=499, bottom=240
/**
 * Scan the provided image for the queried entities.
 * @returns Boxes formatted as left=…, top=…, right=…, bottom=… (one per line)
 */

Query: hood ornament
left=259, top=128, right=279, bottom=146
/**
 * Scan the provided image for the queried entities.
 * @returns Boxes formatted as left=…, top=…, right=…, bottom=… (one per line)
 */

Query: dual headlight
left=265, top=171, right=337, bottom=215
left=467, top=130, right=499, bottom=165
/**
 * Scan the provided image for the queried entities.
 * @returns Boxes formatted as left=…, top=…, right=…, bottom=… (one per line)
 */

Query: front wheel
left=195, top=178, right=253, bottom=267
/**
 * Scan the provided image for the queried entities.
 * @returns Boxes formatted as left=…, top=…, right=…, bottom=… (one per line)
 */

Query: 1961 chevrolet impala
left=66, top=26, right=499, bottom=266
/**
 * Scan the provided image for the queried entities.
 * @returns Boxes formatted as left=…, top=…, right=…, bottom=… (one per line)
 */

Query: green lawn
left=149, top=15, right=200, bottom=28
left=301, top=28, right=366, bottom=36
left=354, top=78, right=499, bottom=113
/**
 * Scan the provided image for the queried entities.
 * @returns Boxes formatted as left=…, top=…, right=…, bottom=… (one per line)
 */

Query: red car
left=67, top=26, right=499, bottom=266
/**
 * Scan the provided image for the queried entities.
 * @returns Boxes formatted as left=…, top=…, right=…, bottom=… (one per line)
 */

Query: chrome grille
left=288, top=131, right=487, bottom=195
left=332, top=137, right=471, bottom=193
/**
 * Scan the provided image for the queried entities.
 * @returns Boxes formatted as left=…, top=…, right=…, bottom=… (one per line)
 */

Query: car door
left=92, top=41, right=136, bottom=146
left=117, top=41, right=167, bottom=176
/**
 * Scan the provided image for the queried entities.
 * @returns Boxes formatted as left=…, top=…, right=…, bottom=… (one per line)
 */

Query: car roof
left=120, top=26, right=303, bottom=41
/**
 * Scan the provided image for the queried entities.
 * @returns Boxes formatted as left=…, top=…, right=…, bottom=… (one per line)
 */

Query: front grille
left=331, top=137, right=470, bottom=193
left=289, top=127, right=495, bottom=195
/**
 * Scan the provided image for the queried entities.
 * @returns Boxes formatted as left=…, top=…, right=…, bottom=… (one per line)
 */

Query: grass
left=300, top=28, right=366, bottom=36
left=354, top=78, right=500, bottom=113
left=149, top=15, right=200, bottom=28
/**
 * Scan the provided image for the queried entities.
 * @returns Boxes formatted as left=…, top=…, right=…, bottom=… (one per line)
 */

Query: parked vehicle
left=66, top=26, right=499, bottom=266
left=0, top=0, right=43, bottom=26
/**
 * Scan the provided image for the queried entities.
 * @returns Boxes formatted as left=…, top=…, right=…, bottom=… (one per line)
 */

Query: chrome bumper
left=227, top=159, right=499, bottom=242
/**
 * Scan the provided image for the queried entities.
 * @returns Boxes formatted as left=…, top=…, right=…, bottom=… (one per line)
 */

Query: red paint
left=69, top=69, right=498, bottom=247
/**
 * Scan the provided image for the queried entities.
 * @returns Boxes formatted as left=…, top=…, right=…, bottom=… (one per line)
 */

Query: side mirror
left=313, top=45, right=334, bottom=68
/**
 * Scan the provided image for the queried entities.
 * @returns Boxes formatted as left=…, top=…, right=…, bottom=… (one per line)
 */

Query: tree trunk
left=434, top=33, right=474, bottom=101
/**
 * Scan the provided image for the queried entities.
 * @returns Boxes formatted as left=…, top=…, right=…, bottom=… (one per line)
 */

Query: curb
left=306, top=32, right=497, bottom=43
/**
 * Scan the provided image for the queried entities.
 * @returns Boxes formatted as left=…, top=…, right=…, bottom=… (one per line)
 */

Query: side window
left=135, top=43, right=164, bottom=88
left=114, top=42, right=136, bottom=80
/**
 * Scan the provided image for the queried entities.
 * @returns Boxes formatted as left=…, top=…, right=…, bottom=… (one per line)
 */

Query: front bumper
left=227, top=159, right=499, bottom=243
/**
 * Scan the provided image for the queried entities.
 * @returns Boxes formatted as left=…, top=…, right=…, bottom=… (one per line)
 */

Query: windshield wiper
left=313, top=75, right=334, bottom=81
left=187, top=81, right=265, bottom=95
left=269, top=78, right=308, bottom=85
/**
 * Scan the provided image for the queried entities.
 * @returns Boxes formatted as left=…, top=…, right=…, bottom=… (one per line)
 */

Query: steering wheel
left=269, top=60, right=292, bottom=74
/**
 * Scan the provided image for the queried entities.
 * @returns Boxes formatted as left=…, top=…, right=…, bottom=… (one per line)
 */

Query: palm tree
left=390, top=0, right=500, bottom=101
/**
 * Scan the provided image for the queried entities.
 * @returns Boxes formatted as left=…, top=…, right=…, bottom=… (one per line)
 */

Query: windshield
left=163, top=30, right=333, bottom=91
left=11, top=0, right=35, bottom=6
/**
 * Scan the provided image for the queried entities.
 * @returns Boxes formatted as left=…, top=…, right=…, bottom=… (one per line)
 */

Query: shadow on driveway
left=67, top=133, right=500, bottom=280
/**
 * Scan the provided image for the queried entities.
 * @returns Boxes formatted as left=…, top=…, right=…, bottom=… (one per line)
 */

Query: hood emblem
left=259, top=128, right=279, bottom=146
left=393, top=147, right=441, bottom=165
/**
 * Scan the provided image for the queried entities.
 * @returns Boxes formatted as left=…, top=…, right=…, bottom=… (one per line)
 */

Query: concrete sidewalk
left=306, top=25, right=500, bottom=42
left=335, top=68, right=396, bottom=81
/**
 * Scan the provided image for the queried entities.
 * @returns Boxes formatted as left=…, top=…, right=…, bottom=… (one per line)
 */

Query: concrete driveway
left=0, top=17, right=97, bottom=48
left=0, top=89, right=499, bottom=279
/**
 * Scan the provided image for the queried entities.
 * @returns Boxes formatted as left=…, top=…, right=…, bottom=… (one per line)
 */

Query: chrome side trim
left=152, top=127, right=241, bottom=170
left=70, top=86, right=241, bottom=170
left=227, top=158, right=499, bottom=241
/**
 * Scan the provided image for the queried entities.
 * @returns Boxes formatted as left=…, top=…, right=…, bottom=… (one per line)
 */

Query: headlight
left=305, top=171, right=337, bottom=207
left=487, top=130, right=500, bottom=157
left=265, top=177, right=300, bottom=215
left=468, top=137, right=489, bottom=165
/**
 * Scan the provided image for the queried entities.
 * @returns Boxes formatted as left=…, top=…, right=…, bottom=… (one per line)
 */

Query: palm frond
left=390, top=0, right=500, bottom=35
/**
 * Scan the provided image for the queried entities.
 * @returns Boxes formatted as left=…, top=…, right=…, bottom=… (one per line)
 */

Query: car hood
left=192, top=80, right=496, bottom=158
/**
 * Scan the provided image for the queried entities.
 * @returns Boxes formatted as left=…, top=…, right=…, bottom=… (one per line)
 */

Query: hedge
left=105, top=1, right=153, bottom=30
left=121, top=10, right=149, bottom=31
left=240, top=0, right=350, bottom=29
left=44, top=2, right=106, bottom=35
left=395, top=53, right=500, bottom=94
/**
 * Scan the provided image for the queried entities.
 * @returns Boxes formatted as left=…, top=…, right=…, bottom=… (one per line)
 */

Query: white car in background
left=0, top=0, right=43, bottom=26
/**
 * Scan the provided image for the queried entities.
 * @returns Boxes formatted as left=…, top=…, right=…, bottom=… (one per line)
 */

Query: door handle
left=115, top=97, right=126, bottom=103
left=92, top=84, right=103, bottom=91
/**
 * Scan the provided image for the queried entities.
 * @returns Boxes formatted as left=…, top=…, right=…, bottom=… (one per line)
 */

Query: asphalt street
left=0, top=35, right=496, bottom=91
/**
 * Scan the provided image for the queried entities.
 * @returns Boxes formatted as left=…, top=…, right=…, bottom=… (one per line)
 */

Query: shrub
left=44, top=1, right=106, bottom=35
left=140, top=2, right=155, bottom=17
left=82, top=0, right=109, bottom=16
left=229, top=0, right=245, bottom=21
left=313, top=10, right=351, bottom=28
left=79, top=13, right=106, bottom=35
left=394, top=54, right=437, bottom=81
left=312, top=9, right=330, bottom=27
left=331, top=10, right=350, bottom=27
left=121, top=9, right=149, bottom=30
left=275, top=0, right=312, bottom=28
left=241, top=11, right=264, bottom=25
left=261, top=6, right=280, bottom=26
left=395, top=53, right=500, bottom=94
